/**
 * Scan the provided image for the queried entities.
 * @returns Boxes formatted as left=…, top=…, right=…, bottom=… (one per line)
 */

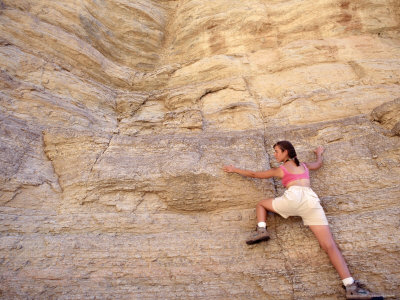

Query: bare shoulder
left=274, top=166, right=284, bottom=178
left=268, top=166, right=284, bottom=178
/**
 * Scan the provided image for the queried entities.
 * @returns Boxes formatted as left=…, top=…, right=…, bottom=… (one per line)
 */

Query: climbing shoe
left=345, top=280, right=384, bottom=300
left=245, top=226, right=270, bottom=245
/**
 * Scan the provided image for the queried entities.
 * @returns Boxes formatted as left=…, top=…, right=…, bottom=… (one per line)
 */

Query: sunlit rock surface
left=1, top=0, right=399, bottom=299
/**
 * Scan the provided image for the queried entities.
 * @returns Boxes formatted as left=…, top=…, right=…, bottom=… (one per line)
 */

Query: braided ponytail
left=273, top=141, right=300, bottom=166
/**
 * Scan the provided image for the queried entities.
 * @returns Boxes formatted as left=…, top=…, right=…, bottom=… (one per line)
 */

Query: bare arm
left=305, top=146, right=324, bottom=170
left=223, top=165, right=282, bottom=179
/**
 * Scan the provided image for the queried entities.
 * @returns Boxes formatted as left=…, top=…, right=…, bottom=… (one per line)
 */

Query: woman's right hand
left=223, top=165, right=237, bottom=173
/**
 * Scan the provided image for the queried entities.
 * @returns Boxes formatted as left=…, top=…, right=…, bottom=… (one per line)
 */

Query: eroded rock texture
left=1, top=0, right=400, bottom=299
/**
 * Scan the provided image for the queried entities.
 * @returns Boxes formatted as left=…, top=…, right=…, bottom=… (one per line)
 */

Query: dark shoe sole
left=347, top=296, right=384, bottom=300
left=246, top=236, right=270, bottom=245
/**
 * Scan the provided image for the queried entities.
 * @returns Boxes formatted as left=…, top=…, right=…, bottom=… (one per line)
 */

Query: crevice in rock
left=207, top=101, right=258, bottom=116
left=252, top=67, right=296, bottom=297
left=2, top=189, right=22, bottom=206
left=7, top=156, right=25, bottom=183
left=243, top=75, right=275, bottom=198
left=89, top=133, right=114, bottom=174
left=272, top=217, right=296, bottom=300
left=80, top=133, right=115, bottom=204
left=130, top=95, right=151, bottom=118
left=348, top=60, right=366, bottom=79
left=198, top=86, right=229, bottom=102
left=0, top=39, right=11, bottom=47
left=244, top=74, right=268, bottom=122
left=1, top=180, right=60, bottom=206
left=262, top=141, right=296, bottom=297
left=42, top=132, right=63, bottom=193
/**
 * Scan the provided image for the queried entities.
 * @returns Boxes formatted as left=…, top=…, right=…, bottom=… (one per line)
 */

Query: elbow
left=249, top=171, right=262, bottom=178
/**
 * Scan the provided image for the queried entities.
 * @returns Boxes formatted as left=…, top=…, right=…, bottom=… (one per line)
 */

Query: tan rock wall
left=1, top=0, right=399, bottom=299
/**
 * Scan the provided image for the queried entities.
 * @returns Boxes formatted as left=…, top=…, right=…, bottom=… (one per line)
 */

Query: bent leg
left=256, top=198, right=277, bottom=223
left=309, top=225, right=351, bottom=280
left=246, top=198, right=275, bottom=245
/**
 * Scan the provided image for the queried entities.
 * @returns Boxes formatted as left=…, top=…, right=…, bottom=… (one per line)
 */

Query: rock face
left=1, top=0, right=400, bottom=299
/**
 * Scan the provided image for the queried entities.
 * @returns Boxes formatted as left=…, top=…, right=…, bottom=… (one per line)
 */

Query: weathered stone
left=1, top=0, right=399, bottom=299
left=371, top=98, right=400, bottom=136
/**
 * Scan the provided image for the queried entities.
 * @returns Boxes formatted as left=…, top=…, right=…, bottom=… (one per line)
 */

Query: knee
left=256, top=202, right=264, bottom=211
left=256, top=199, right=269, bottom=209
left=256, top=198, right=274, bottom=211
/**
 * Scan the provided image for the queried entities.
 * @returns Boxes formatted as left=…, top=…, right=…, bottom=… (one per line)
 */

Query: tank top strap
left=301, top=162, right=310, bottom=176
left=279, top=164, right=289, bottom=174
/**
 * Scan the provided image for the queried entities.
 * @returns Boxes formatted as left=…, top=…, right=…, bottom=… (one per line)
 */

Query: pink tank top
left=280, top=162, right=309, bottom=187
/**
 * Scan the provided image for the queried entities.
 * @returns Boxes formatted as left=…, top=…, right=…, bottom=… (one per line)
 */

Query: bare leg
left=245, top=198, right=276, bottom=245
left=309, top=225, right=351, bottom=280
left=256, top=198, right=277, bottom=223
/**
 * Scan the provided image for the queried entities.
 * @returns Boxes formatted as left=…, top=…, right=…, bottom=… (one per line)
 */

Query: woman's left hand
left=314, top=146, right=324, bottom=156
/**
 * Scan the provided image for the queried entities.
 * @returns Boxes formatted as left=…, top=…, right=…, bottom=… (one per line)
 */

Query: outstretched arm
left=305, top=146, right=324, bottom=170
left=223, top=165, right=282, bottom=179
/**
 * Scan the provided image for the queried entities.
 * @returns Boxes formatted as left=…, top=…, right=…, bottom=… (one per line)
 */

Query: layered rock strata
left=1, top=0, right=400, bottom=299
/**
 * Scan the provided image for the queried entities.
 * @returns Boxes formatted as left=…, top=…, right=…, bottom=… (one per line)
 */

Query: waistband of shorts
left=286, top=185, right=312, bottom=191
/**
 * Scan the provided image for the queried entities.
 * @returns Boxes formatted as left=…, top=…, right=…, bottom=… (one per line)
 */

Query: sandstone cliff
left=1, top=0, right=399, bottom=299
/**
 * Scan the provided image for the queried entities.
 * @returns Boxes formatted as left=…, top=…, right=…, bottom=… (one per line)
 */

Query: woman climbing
left=223, top=141, right=382, bottom=300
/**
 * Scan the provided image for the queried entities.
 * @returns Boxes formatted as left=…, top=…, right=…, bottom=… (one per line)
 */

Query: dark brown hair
left=273, top=141, right=300, bottom=166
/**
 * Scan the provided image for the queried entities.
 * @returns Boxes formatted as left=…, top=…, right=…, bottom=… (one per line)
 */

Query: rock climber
left=223, top=141, right=383, bottom=299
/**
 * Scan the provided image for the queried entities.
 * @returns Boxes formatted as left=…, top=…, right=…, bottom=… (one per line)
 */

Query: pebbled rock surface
left=0, top=0, right=399, bottom=299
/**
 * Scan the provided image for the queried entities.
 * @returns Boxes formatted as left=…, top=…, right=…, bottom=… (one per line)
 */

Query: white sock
left=257, top=222, right=267, bottom=228
left=342, top=277, right=354, bottom=286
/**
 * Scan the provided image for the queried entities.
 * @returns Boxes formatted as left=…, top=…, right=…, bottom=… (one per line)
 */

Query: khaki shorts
left=272, top=186, right=328, bottom=226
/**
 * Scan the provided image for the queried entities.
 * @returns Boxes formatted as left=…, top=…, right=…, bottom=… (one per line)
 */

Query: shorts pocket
left=307, top=191, right=321, bottom=209
left=308, top=199, right=321, bottom=209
